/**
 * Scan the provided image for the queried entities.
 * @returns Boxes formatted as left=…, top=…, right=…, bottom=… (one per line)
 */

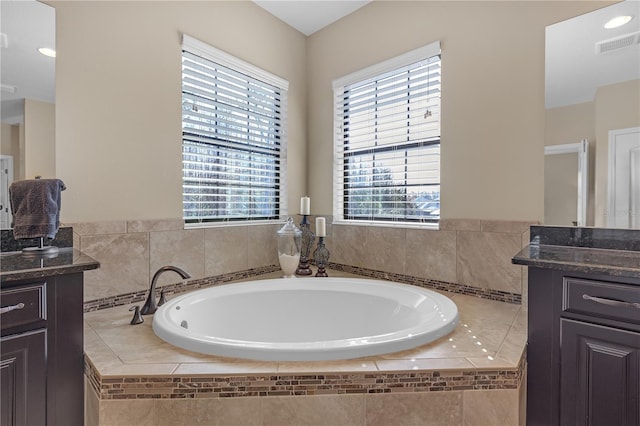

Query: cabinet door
left=0, top=330, right=46, bottom=426
left=561, top=319, right=639, bottom=426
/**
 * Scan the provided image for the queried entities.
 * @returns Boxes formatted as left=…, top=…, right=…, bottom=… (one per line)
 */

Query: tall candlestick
left=315, top=217, right=326, bottom=237
left=300, top=196, right=310, bottom=215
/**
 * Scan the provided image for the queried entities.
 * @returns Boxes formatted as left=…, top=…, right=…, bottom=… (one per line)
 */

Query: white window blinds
left=333, top=42, right=441, bottom=224
left=181, top=35, right=288, bottom=224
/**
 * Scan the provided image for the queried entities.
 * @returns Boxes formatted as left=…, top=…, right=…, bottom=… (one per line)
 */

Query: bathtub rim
left=152, top=277, right=459, bottom=361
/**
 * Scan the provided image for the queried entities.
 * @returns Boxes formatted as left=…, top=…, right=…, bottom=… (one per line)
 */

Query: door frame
left=607, top=127, right=640, bottom=228
left=544, top=139, right=589, bottom=227
left=0, top=155, right=14, bottom=228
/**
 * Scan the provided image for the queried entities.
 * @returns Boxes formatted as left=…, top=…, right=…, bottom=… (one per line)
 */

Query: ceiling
left=1, top=1, right=638, bottom=124
left=0, top=0, right=55, bottom=124
left=546, top=0, right=640, bottom=109
left=253, top=0, right=370, bottom=36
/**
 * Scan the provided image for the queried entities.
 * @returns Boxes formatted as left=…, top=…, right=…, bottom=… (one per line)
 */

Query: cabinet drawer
left=563, top=277, right=640, bottom=324
left=0, top=283, right=47, bottom=330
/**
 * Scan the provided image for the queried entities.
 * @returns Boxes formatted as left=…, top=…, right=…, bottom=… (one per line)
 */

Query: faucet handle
left=158, top=289, right=167, bottom=307
left=129, top=305, right=144, bottom=325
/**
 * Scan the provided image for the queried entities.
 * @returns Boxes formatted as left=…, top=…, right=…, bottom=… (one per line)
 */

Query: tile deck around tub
left=84, top=271, right=527, bottom=400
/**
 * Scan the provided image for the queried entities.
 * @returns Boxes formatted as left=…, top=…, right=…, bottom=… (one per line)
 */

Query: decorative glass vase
left=277, top=218, right=302, bottom=278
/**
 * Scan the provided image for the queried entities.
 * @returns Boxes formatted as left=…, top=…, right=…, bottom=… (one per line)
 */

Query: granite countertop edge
left=1, top=248, right=100, bottom=283
left=512, top=244, right=640, bottom=279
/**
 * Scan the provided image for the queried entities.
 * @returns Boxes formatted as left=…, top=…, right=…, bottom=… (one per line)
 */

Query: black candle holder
left=313, top=236, right=330, bottom=277
left=295, top=214, right=315, bottom=276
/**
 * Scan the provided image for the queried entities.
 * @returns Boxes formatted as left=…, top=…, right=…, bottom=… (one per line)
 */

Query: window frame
left=332, top=41, right=441, bottom=228
left=181, top=35, right=289, bottom=227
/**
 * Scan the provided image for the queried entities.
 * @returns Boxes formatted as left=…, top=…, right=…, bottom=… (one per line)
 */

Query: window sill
left=331, top=219, right=440, bottom=231
left=184, top=219, right=284, bottom=230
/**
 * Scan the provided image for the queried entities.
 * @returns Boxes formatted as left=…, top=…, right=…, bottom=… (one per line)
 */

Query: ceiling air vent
left=596, top=31, right=640, bottom=54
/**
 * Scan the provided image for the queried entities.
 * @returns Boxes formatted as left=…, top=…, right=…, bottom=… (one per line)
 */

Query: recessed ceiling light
left=604, top=15, right=633, bottom=29
left=38, top=47, right=56, bottom=58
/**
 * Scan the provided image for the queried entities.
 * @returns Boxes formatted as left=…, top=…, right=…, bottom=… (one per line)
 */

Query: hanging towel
left=9, top=179, right=66, bottom=240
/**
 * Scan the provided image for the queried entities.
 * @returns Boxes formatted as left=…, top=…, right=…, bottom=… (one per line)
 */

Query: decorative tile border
left=83, top=265, right=281, bottom=312
left=84, top=351, right=526, bottom=401
left=327, top=263, right=522, bottom=305
left=83, top=262, right=520, bottom=313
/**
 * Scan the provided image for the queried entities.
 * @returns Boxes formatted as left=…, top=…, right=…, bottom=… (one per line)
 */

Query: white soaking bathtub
left=152, top=277, right=459, bottom=361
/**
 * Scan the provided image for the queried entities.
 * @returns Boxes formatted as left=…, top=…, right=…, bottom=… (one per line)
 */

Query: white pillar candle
left=300, top=196, right=310, bottom=215
left=316, top=217, right=326, bottom=237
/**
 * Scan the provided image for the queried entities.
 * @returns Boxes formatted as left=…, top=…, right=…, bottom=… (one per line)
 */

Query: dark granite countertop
left=513, top=244, right=640, bottom=279
left=1, top=248, right=100, bottom=284
left=512, top=226, right=640, bottom=280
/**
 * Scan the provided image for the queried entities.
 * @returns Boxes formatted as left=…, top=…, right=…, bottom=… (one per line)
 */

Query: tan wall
left=545, top=102, right=595, bottom=225
left=594, top=79, right=640, bottom=226
left=1, top=123, right=24, bottom=181
left=24, top=99, right=55, bottom=179
left=47, top=1, right=615, bottom=305
left=306, top=0, right=612, bottom=221
left=544, top=80, right=640, bottom=227
left=1, top=123, right=21, bottom=182
left=1, top=123, right=13, bottom=156
left=52, top=1, right=307, bottom=222
left=544, top=153, right=579, bottom=226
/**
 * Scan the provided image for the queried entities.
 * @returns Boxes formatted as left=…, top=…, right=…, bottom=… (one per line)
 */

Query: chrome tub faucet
left=140, top=266, right=191, bottom=315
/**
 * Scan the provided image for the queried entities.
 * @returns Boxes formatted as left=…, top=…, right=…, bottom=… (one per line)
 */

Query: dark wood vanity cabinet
left=1, top=330, right=47, bottom=426
left=527, top=268, right=640, bottom=426
left=1, top=273, right=86, bottom=426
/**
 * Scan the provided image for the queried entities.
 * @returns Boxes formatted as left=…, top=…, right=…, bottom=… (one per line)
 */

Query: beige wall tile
left=82, top=233, right=149, bottom=301
left=366, top=392, right=463, bottom=426
left=84, top=378, right=100, bottom=426
left=519, top=370, right=527, bottom=426
left=153, top=398, right=262, bottom=426
left=496, top=309, right=527, bottom=365
left=174, top=361, right=278, bottom=375
left=73, top=231, right=80, bottom=250
left=94, top=324, right=213, bottom=364
left=522, top=268, right=529, bottom=307
left=480, top=220, right=533, bottom=234
left=247, top=224, right=279, bottom=268
left=331, top=224, right=366, bottom=268
left=69, top=221, right=127, bottom=236
left=128, top=218, right=184, bottom=233
left=406, top=228, right=457, bottom=283
left=99, top=399, right=156, bottom=426
left=263, top=394, right=364, bottom=426
left=457, top=231, right=522, bottom=294
left=205, top=226, right=249, bottom=276
left=375, top=357, right=475, bottom=371
left=521, top=229, right=531, bottom=248
left=84, top=327, right=125, bottom=372
left=462, top=389, right=519, bottom=426
left=277, top=359, right=378, bottom=373
left=363, top=226, right=406, bottom=275
left=440, top=219, right=481, bottom=232
left=150, top=229, right=205, bottom=284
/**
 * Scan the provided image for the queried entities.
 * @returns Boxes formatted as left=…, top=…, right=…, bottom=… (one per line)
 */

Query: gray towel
left=9, top=179, right=66, bottom=240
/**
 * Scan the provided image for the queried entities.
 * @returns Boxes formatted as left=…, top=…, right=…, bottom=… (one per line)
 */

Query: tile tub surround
left=84, top=275, right=527, bottom=425
left=70, top=219, right=280, bottom=302
left=72, top=218, right=534, bottom=308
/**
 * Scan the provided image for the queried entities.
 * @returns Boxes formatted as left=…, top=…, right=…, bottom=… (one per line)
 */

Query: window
left=333, top=42, right=441, bottom=225
left=181, top=35, right=288, bottom=224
